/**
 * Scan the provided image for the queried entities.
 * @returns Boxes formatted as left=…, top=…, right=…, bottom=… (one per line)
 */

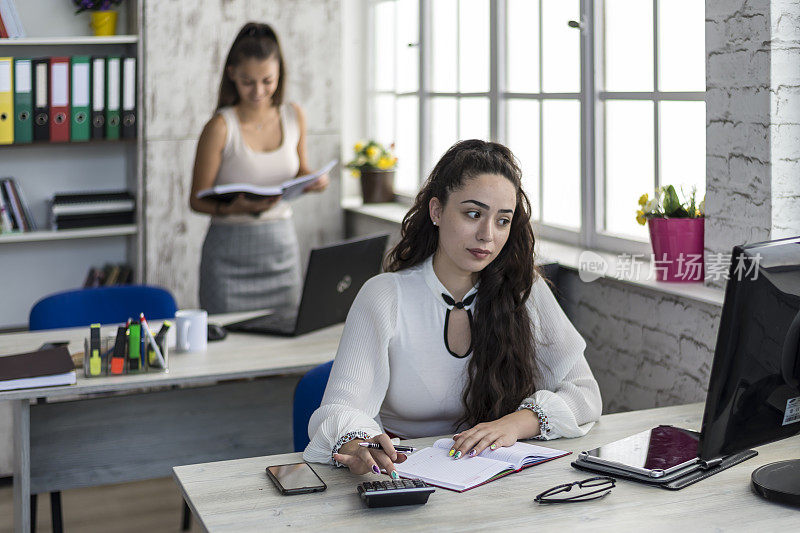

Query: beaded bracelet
left=517, top=402, right=551, bottom=439
left=332, top=430, right=374, bottom=467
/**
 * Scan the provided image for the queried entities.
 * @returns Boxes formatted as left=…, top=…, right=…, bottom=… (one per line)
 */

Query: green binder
left=70, top=56, right=91, bottom=142
left=105, top=56, right=121, bottom=140
left=13, top=58, right=32, bottom=144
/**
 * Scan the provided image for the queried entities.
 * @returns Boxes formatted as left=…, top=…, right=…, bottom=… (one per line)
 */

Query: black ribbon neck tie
left=441, top=292, right=476, bottom=309
left=440, top=292, right=476, bottom=358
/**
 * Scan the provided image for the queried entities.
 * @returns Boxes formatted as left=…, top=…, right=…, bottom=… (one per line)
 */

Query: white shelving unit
left=0, top=1, right=143, bottom=329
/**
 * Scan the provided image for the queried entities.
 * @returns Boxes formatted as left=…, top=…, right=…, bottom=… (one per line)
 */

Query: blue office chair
left=293, top=360, right=334, bottom=452
left=27, top=284, right=178, bottom=532
left=29, top=285, right=178, bottom=330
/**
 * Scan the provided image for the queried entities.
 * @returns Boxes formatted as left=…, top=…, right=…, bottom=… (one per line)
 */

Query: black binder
left=90, top=56, right=105, bottom=139
left=32, top=57, right=49, bottom=142
left=121, top=56, right=136, bottom=139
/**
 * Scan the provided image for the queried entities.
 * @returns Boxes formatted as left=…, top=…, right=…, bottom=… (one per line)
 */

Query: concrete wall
left=142, top=0, right=343, bottom=307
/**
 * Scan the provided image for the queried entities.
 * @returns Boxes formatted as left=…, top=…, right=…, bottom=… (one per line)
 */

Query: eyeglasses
left=534, top=476, right=616, bottom=504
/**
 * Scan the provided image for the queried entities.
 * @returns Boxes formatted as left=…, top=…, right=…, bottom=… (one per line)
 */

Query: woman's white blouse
left=303, top=255, right=602, bottom=465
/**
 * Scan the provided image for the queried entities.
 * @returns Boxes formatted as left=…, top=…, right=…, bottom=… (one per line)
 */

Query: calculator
left=357, top=479, right=435, bottom=508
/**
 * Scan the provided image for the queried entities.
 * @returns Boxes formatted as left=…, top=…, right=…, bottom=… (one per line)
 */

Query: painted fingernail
left=390, top=470, right=399, bottom=479
left=468, top=449, right=476, bottom=457
left=490, top=443, right=497, bottom=450
left=454, top=451, right=462, bottom=460
left=448, top=449, right=456, bottom=457
left=372, top=465, right=380, bottom=474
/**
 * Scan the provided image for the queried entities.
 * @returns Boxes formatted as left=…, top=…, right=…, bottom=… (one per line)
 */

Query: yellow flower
left=350, top=169, right=360, bottom=178
left=366, top=146, right=379, bottom=160
left=638, top=194, right=648, bottom=207
left=636, top=210, right=646, bottom=225
left=376, top=156, right=394, bottom=169
left=354, top=141, right=364, bottom=153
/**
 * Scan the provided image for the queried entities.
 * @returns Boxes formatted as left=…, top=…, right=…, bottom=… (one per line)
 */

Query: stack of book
left=50, top=190, right=135, bottom=230
left=0, top=176, right=36, bottom=233
left=0, top=346, right=76, bottom=392
left=83, top=262, right=133, bottom=287
left=0, top=0, right=25, bottom=39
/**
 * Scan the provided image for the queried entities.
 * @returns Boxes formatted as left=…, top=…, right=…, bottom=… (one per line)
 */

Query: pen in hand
left=358, top=442, right=416, bottom=454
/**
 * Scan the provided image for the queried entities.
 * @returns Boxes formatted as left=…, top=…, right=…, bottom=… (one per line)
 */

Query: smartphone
left=266, top=462, right=327, bottom=495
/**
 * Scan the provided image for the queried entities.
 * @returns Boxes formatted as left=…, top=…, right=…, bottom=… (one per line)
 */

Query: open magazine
left=197, top=159, right=337, bottom=202
left=396, top=438, right=569, bottom=492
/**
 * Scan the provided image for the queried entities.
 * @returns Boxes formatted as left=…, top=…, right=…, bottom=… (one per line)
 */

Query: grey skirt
left=199, top=218, right=302, bottom=314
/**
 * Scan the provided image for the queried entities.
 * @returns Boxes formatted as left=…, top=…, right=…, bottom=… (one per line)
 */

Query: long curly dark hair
left=216, top=22, right=285, bottom=111
left=385, top=139, right=540, bottom=429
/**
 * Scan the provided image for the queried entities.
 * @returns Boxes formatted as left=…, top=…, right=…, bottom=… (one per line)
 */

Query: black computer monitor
left=698, top=236, right=800, bottom=504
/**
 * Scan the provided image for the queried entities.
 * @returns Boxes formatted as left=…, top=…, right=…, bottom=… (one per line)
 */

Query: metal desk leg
left=13, top=399, right=31, bottom=533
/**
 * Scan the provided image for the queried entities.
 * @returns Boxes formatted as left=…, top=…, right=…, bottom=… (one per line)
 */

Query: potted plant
left=346, top=140, right=397, bottom=203
left=73, top=0, right=124, bottom=36
left=636, top=185, right=705, bottom=282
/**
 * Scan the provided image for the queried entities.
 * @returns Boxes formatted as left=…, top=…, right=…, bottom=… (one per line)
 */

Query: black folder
left=32, top=57, right=49, bottom=142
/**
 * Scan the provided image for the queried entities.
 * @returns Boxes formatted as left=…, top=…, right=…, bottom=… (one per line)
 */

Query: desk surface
left=173, top=403, right=800, bottom=532
left=0, top=311, right=344, bottom=401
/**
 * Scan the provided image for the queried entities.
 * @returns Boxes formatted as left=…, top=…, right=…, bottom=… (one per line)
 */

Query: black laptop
left=225, top=234, right=389, bottom=336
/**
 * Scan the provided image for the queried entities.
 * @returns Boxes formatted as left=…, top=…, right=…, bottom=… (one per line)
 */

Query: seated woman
left=303, top=140, right=601, bottom=478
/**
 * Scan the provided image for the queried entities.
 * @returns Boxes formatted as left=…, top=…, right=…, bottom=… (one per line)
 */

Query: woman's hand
left=332, top=433, right=407, bottom=477
left=303, top=173, right=329, bottom=193
left=449, top=410, right=540, bottom=459
left=222, top=194, right=281, bottom=215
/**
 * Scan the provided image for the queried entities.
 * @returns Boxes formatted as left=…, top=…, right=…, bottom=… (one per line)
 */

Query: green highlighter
left=128, top=320, right=142, bottom=372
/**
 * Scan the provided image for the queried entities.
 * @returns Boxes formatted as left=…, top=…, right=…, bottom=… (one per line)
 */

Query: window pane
left=429, top=97, right=458, bottom=175
left=372, top=94, right=396, bottom=148
left=659, top=101, right=706, bottom=201
left=604, top=100, right=653, bottom=239
left=396, top=0, right=419, bottom=93
left=459, top=0, right=490, bottom=93
left=396, top=96, right=419, bottom=194
left=373, top=1, right=396, bottom=91
left=604, top=0, right=653, bottom=91
left=658, top=0, right=704, bottom=91
left=506, top=99, right=540, bottom=218
left=541, top=0, right=580, bottom=93
left=432, top=0, right=458, bottom=92
left=506, top=0, right=540, bottom=93
left=459, top=97, right=489, bottom=140
left=542, top=99, right=580, bottom=228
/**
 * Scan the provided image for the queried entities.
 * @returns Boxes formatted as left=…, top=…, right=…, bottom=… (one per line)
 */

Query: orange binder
left=49, top=57, right=70, bottom=143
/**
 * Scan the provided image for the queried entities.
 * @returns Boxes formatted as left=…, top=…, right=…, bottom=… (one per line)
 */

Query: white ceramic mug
left=175, top=309, right=208, bottom=353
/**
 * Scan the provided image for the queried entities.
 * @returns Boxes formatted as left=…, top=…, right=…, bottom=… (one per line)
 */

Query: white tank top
left=212, top=104, right=300, bottom=224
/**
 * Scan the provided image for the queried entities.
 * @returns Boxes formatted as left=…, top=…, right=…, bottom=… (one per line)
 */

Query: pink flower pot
left=647, top=217, right=705, bottom=282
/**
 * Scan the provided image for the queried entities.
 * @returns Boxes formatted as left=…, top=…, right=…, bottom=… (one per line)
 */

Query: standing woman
left=303, top=140, right=601, bottom=477
left=190, top=22, right=328, bottom=313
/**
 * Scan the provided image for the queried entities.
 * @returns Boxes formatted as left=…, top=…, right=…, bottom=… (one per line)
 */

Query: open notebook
left=197, top=159, right=337, bottom=202
left=396, top=438, right=570, bottom=492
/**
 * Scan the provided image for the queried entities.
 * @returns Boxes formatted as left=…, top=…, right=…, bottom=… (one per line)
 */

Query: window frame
left=365, top=0, right=705, bottom=255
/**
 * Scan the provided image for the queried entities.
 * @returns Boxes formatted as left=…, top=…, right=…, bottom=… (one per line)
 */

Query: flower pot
left=359, top=169, right=395, bottom=203
left=647, top=217, right=705, bottom=282
left=90, top=10, right=118, bottom=36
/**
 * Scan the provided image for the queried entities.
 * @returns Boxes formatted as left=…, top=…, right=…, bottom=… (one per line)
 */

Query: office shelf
left=0, top=225, right=137, bottom=244
left=0, top=35, right=138, bottom=46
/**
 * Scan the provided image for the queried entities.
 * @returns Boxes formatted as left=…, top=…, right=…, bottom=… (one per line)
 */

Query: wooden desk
left=0, top=312, right=343, bottom=533
left=173, top=403, right=800, bottom=532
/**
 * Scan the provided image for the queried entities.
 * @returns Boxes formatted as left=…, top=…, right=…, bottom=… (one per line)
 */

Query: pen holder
left=83, top=335, right=114, bottom=377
